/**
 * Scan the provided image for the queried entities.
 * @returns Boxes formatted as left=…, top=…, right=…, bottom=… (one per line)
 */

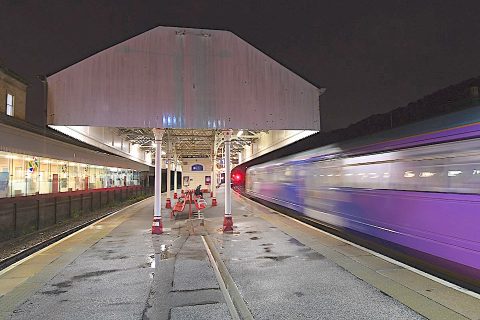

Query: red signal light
left=231, top=172, right=243, bottom=182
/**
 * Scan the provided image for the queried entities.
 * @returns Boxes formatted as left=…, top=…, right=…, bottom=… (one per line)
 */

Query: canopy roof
left=47, top=26, right=322, bottom=130
left=118, top=128, right=264, bottom=161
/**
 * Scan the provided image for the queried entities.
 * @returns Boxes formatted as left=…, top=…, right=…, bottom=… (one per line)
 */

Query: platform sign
left=205, top=176, right=211, bottom=185
left=192, top=164, right=203, bottom=171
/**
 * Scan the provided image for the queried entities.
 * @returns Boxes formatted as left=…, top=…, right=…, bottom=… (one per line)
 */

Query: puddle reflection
left=148, top=244, right=172, bottom=269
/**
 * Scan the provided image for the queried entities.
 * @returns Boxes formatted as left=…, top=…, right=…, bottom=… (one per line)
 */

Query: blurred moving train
left=233, top=106, right=480, bottom=292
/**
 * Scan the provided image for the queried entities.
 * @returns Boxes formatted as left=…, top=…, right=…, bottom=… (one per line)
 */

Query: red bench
left=170, top=197, right=186, bottom=219
left=193, top=197, right=207, bottom=218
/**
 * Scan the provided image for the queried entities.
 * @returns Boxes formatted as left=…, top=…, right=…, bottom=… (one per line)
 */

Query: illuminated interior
left=0, top=151, right=141, bottom=198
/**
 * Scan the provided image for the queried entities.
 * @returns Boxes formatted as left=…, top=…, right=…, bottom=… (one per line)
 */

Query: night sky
left=1, top=0, right=480, bottom=131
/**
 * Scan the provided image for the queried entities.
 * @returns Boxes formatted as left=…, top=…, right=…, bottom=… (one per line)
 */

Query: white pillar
left=152, top=128, right=164, bottom=234
left=211, top=156, right=216, bottom=196
left=223, top=130, right=233, bottom=232
left=173, top=154, right=178, bottom=198
left=167, top=160, right=171, bottom=196
left=211, top=154, right=217, bottom=205
left=165, top=141, right=172, bottom=208
left=166, top=158, right=171, bottom=205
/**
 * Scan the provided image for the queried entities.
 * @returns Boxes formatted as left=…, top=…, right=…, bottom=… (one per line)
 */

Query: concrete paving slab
left=19, top=253, right=60, bottom=265
left=170, top=303, right=231, bottom=320
left=377, top=268, right=446, bottom=291
left=209, top=220, right=424, bottom=320
left=351, top=254, right=402, bottom=271
left=0, top=278, right=28, bottom=296
left=378, top=269, right=480, bottom=319
left=332, top=243, right=373, bottom=257
left=1, top=265, right=40, bottom=278
left=173, top=259, right=218, bottom=291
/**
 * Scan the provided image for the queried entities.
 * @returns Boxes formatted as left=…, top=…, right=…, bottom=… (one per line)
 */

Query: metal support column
left=211, top=154, right=217, bottom=206
left=165, top=147, right=172, bottom=209
left=152, top=128, right=164, bottom=234
left=173, top=154, right=178, bottom=199
left=223, top=129, right=233, bottom=232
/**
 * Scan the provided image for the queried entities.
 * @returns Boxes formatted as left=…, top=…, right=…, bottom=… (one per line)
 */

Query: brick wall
left=0, top=68, right=27, bottom=120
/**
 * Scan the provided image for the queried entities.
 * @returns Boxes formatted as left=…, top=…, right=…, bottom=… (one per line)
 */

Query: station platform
left=0, top=186, right=478, bottom=320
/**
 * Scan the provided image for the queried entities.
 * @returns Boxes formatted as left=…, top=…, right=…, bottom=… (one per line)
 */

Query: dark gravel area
left=0, top=195, right=151, bottom=263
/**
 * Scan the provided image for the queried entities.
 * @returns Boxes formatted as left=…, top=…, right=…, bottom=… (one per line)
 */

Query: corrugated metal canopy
left=47, top=26, right=322, bottom=130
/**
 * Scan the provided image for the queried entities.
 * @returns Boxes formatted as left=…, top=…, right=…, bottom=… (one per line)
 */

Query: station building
left=0, top=66, right=148, bottom=199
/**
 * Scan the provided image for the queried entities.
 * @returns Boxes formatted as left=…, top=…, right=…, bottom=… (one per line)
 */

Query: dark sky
left=1, top=0, right=480, bottom=131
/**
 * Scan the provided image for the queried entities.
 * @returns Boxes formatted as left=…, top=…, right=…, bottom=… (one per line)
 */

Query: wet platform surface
left=0, top=187, right=479, bottom=320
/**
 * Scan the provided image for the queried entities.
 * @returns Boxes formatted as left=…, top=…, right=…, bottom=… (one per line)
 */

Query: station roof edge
left=44, top=25, right=325, bottom=91
left=0, top=64, right=29, bottom=86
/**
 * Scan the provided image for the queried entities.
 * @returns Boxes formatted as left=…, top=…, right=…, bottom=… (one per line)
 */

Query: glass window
left=50, top=160, right=61, bottom=193
left=26, top=157, right=39, bottom=195
left=37, top=158, right=51, bottom=194
left=11, top=156, right=26, bottom=196
left=0, top=151, right=141, bottom=198
left=68, top=162, right=80, bottom=191
left=57, top=161, right=69, bottom=192
left=0, top=152, right=11, bottom=198
left=6, top=93, right=14, bottom=116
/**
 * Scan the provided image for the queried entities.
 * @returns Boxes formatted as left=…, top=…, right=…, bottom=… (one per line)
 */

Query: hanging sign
left=28, top=157, right=39, bottom=173
left=191, top=164, right=203, bottom=171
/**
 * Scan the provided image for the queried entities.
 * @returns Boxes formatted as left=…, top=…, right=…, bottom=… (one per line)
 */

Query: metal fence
left=0, top=186, right=153, bottom=242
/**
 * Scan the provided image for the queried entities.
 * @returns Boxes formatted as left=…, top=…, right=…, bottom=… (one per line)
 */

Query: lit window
left=6, top=94, right=14, bottom=116
left=447, top=170, right=462, bottom=177
left=419, top=172, right=436, bottom=178
left=404, top=171, right=415, bottom=178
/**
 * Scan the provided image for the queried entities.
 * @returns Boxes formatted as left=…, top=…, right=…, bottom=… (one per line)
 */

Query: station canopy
left=117, top=127, right=263, bottom=160
left=47, top=26, right=322, bottom=159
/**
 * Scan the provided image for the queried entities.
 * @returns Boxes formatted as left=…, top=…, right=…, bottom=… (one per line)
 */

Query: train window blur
left=246, top=138, right=480, bottom=195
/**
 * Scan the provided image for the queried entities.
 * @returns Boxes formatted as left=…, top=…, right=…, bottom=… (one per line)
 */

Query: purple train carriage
left=239, top=106, right=480, bottom=292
